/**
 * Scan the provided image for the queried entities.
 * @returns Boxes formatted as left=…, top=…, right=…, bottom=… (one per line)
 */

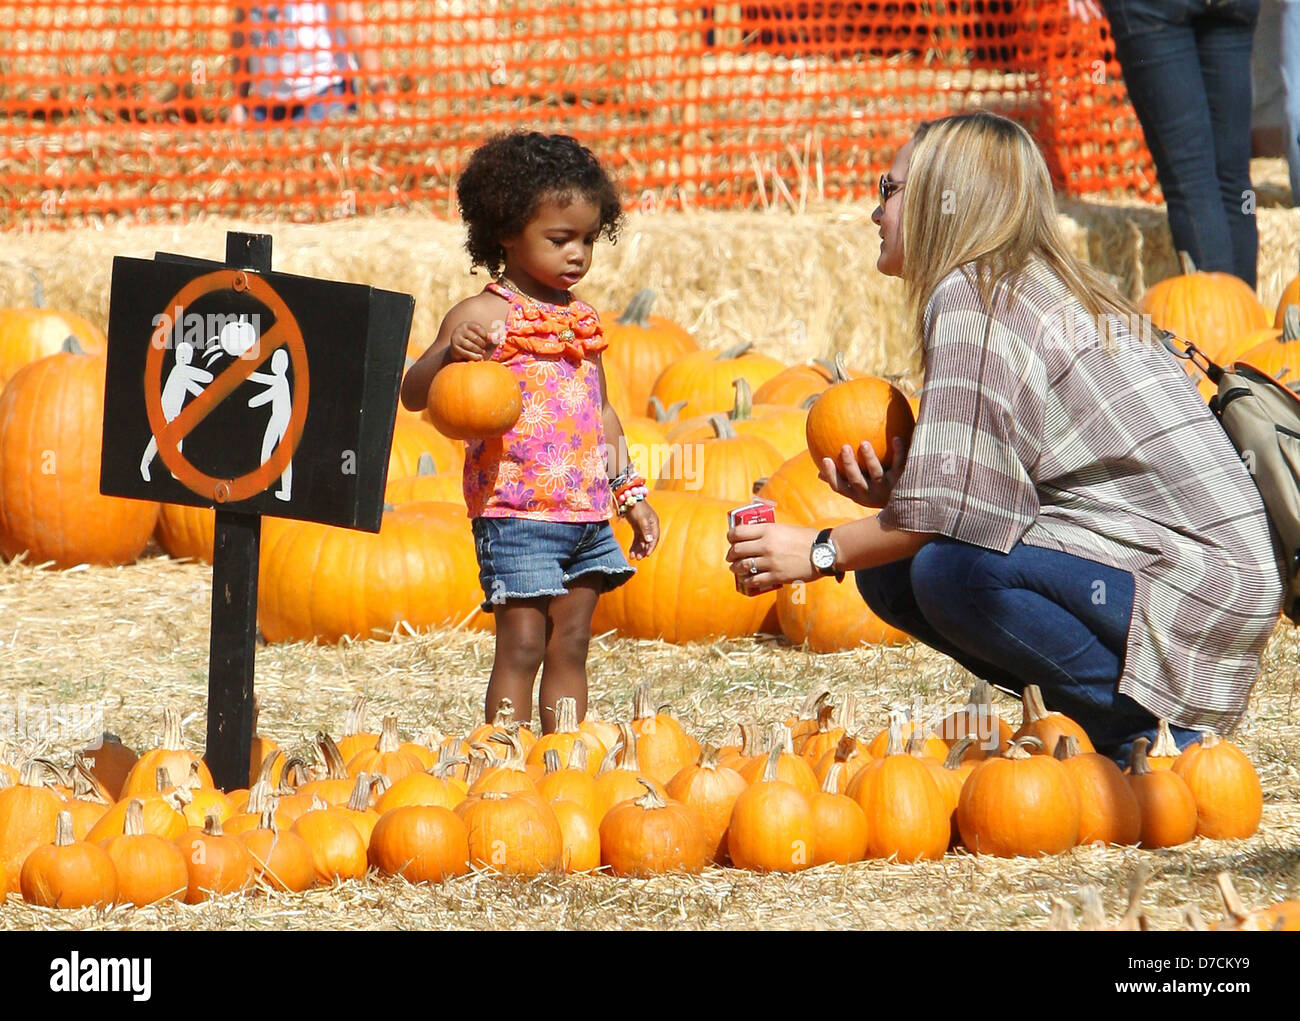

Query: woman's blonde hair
left=900, top=112, right=1144, bottom=346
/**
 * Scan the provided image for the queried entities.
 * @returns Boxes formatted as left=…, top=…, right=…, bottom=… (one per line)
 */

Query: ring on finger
left=747, top=558, right=759, bottom=575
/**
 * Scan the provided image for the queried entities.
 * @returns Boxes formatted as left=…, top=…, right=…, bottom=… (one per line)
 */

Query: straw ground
left=0, top=550, right=1296, bottom=931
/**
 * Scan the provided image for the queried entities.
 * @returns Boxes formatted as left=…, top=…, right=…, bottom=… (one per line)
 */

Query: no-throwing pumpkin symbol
left=142, top=269, right=311, bottom=505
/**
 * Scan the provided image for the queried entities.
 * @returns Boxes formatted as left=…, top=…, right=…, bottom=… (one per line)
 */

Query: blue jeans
left=1102, top=0, right=1260, bottom=286
left=1283, top=1, right=1300, bottom=203
left=855, top=537, right=1200, bottom=766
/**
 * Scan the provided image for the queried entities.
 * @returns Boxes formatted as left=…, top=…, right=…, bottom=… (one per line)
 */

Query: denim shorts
left=472, top=516, right=634, bottom=611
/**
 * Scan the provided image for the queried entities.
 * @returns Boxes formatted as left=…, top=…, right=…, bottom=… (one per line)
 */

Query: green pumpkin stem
left=729, top=378, right=755, bottom=421
left=615, top=289, right=656, bottom=328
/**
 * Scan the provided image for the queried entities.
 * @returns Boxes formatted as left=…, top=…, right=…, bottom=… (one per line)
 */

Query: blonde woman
left=727, top=112, right=1283, bottom=764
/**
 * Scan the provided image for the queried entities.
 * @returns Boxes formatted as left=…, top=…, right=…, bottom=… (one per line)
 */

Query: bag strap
left=1156, top=327, right=1225, bottom=385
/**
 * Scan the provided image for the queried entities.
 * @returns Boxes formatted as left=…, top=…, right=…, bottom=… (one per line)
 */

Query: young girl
left=401, top=131, right=659, bottom=734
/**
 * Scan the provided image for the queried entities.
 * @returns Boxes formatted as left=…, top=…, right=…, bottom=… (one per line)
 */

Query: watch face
left=812, top=543, right=835, bottom=570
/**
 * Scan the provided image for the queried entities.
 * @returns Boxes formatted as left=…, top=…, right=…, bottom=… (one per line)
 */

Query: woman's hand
left=819, top=437, right=908, bottom=508
left=448, top=321, right=494, bottom=362
left=625, top=500, right=659, bottom=560
left=1067, top=0, right=1103, bottom=21
left=726, top=521, right=821, bottom=594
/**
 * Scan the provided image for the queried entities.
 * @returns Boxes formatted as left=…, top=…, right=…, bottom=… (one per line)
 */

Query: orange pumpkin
left=1012, top=684, right=1095, bottom=757
left=1054, top=735, right=1141, bottom=847
left=656, top=413, right=785, bottom=505
left=629, top=683, right=700, bottom=786
left=258, top=501, right=481, bottom=643
left=728, top=746, right=816, bottom=872
left=601, top=290, right=698, bottom=416
left=457, top=791, right=563, bottom=876
left=383, top=452, right=466, bottom=507
left=0, top=341, right=159, bottom=567
left=1213, top=872, right=1300, bottom=931
left=1171, top=730, right=1262, bottom=840
left=1234, top=305, right=1300, bottom=384
left=956, top=737, right=1081, bottom=857
left=804, top=375, right=915, bottom=482
left=851, top=717, right=950, bottom=862
left=389, top=415, right=464, bottom=479
left=551, top=799, right=602, bottom=873
left=756, top=452, right=867, bottom=525
left=594, top=490, right=776, bottom=642
left=667, top=379, right=810, bottom=462
left=120, top=708, right=214, bottom=800
left=938, top=679, right=1014, bottom=761
left=0, top=762, right=63, bottom=895
left=179, top=814, right=254, bottom=903
left=426, top=360, right=522, bottom=440
left=599, top=779, right=710, bottom=876
left=649, top=342, right=786, bottom=421
left=154, top=503, right=216, bottom=564
left=368, top=805, right=470, bottom=883
left=1138, top=251, right=1270, bottom=363
left=1126, top=738, right=1198, bottom=849
left=753, top=352, right=866, bottom=407
left=809, top=763, right=869, bottom=865
left=20, top=810, right=118, bottom=909
left=102, top=799, right=190, bottom=906
left=0, top=275, right=107, bottom=390
left=665, top=745, right=747, bottom=864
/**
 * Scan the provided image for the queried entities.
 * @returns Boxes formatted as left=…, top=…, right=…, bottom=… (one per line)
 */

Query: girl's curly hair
left=457, top=132, right=624, bottom=276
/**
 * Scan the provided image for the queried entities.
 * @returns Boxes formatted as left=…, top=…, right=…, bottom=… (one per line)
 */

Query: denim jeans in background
left=855, top=536, right=1200, bottom=766
left=1101, top=0, right=1260, bottom=286
left=1283, top=0, right=1300, bottom=203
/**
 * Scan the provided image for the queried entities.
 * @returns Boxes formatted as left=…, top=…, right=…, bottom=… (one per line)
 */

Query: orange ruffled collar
left=487, top=281, right=606, bottom=363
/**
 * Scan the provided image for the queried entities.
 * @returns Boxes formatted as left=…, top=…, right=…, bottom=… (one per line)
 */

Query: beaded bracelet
left=611, top=469, right=648, bottom=516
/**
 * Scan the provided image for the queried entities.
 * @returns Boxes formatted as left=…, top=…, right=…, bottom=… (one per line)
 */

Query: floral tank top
left=462, top=281, right=613, bottom=521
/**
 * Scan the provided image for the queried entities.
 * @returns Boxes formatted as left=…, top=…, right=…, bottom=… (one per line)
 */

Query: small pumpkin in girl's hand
left=426, top=361, right=522, bottom=440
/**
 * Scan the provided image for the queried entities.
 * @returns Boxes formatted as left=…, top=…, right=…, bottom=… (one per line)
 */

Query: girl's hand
left=819, top=437, right=907, bottom=509
left=625, top=500, right=659, bottom=560
left=448, top=321, right=494, bottom=362
left=726, top=521, right=821, bottom=593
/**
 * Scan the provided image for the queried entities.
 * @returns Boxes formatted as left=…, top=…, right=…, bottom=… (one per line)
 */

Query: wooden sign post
left=101, top=232, right=414, bottom=790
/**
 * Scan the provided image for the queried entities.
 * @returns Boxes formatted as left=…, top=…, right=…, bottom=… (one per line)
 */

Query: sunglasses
left=878, top=173, right=906, bottom=203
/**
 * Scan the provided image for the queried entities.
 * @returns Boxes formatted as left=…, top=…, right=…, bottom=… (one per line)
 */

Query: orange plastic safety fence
left=0, top=1, right=1156, bottom=228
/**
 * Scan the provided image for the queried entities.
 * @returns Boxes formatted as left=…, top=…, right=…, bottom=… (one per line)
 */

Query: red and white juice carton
left=727, top=497, right=778, bottom=594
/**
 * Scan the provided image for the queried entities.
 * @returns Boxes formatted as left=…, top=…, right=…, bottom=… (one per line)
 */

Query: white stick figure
left=247, top=347, right=292, bottom=501
left=140, top=341, right=213, bottom=482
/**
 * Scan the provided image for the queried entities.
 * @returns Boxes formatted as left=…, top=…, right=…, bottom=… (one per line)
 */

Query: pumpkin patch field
left=0, top=168, right=1299, bottom=931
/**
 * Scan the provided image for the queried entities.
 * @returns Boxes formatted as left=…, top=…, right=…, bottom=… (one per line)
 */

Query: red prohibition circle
left=143, top=269, right=311, bottom=504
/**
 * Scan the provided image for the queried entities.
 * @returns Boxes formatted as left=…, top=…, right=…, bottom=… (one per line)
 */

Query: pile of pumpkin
left=4, top=257, right=1300, bottom=652
left=0, top=680, right=1283, bottom=914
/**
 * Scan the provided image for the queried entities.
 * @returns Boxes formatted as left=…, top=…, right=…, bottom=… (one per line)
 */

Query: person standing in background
left=1252, top=0, right=1300, bottom=204
left=1084, top=0, right=1262, bottom=286
left=230, top=2, right=385, bottom=123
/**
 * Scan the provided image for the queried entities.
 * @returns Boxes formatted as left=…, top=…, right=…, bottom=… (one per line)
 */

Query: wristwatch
left=810, top=528, right=844, bottom=582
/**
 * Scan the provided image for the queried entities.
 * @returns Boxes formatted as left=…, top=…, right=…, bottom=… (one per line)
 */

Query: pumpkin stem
left=821, top=761, right=844, bottom=794
left=707, top=413, right=738, bottom=440
left=60, top=335, right=85, bottom=355
left=18, top=760, right=53, bottom=789
left=884, top=712, right=905, bottom=757
left=1284, top=305, right=1300, bottom=343
left=719, top=341, right=754, bottom=360
left=615, top=288, right=656, bottom=327
left=633, top=776, right=667, bottom=811
left=155, top=766, right=173, bottom=792
left=1020, top=684, right=1052, bottom=724
left=315, top=732, right=351, bottom=780
left=1127, top=736, right=1154, bottom=776
left=697, top=744, right=720, bottom=770
left=1199, top=730, right=1221, bottom=749
left=1215, top=872, right=1250, bottom=924
left=615, top=722, right=641, bottom=772
left=1176, top=250, right=1198, bottom=276
left=416, top=452, right=437, bottom=476
left=375, top=716, right=402, bottom=754
left=832, top=733, right=858, bottom=763
left=631, top=683, right=656, bottom=723
left=71, top=754, right=109, bottom=804
left=279, top=754, right=314, bottom=792
left=1149, top=718, right=1180, bottom=758
left=160, top=707, right=188, bottom=752
left=760, top=743, right=783, bottom=784
left=26, top=265, right=44, bottom=308
left=257, top=803, right=279, bottom=835
left=1005, top=736, right=1043, bottom=760
left=542, top=748, right=563, bottom=775
left=649, top=397, right=686, bottom=423
left=553, top=697, right=580, bottom=735
left=432, top=755, right=467, bottom=781
left=122, top=798, right=146, bottom=837
left=729, top=378, right=755, bottom=421
left=202, top=812, right=225, bottom=836
left=568, top=740, right=589, bottom=773
left=342, top=696, right=370, bottom=739
left=596, top=741, right=621, bottom=777
left=797, top=689, right=831, bottom=720
left=346, top=773, right=373, bottom=812
left=836, top=693, right=858, bottom=735
left=944, top=736, right=976, bottom=770
left=491, top=698, right=517, bottom=730
left=773, top=723, right=794, bottom=755
left=55, top=809, right=75, bottom=847
left=831, top=351, right=851, bottom=382
left=253, top=749, right=283, bottom=791
left=487, top=729, right=526, bottom=770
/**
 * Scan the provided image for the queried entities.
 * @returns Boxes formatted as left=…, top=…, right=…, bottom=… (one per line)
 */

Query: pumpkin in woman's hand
left=804, top=375, right=915, bottom=484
